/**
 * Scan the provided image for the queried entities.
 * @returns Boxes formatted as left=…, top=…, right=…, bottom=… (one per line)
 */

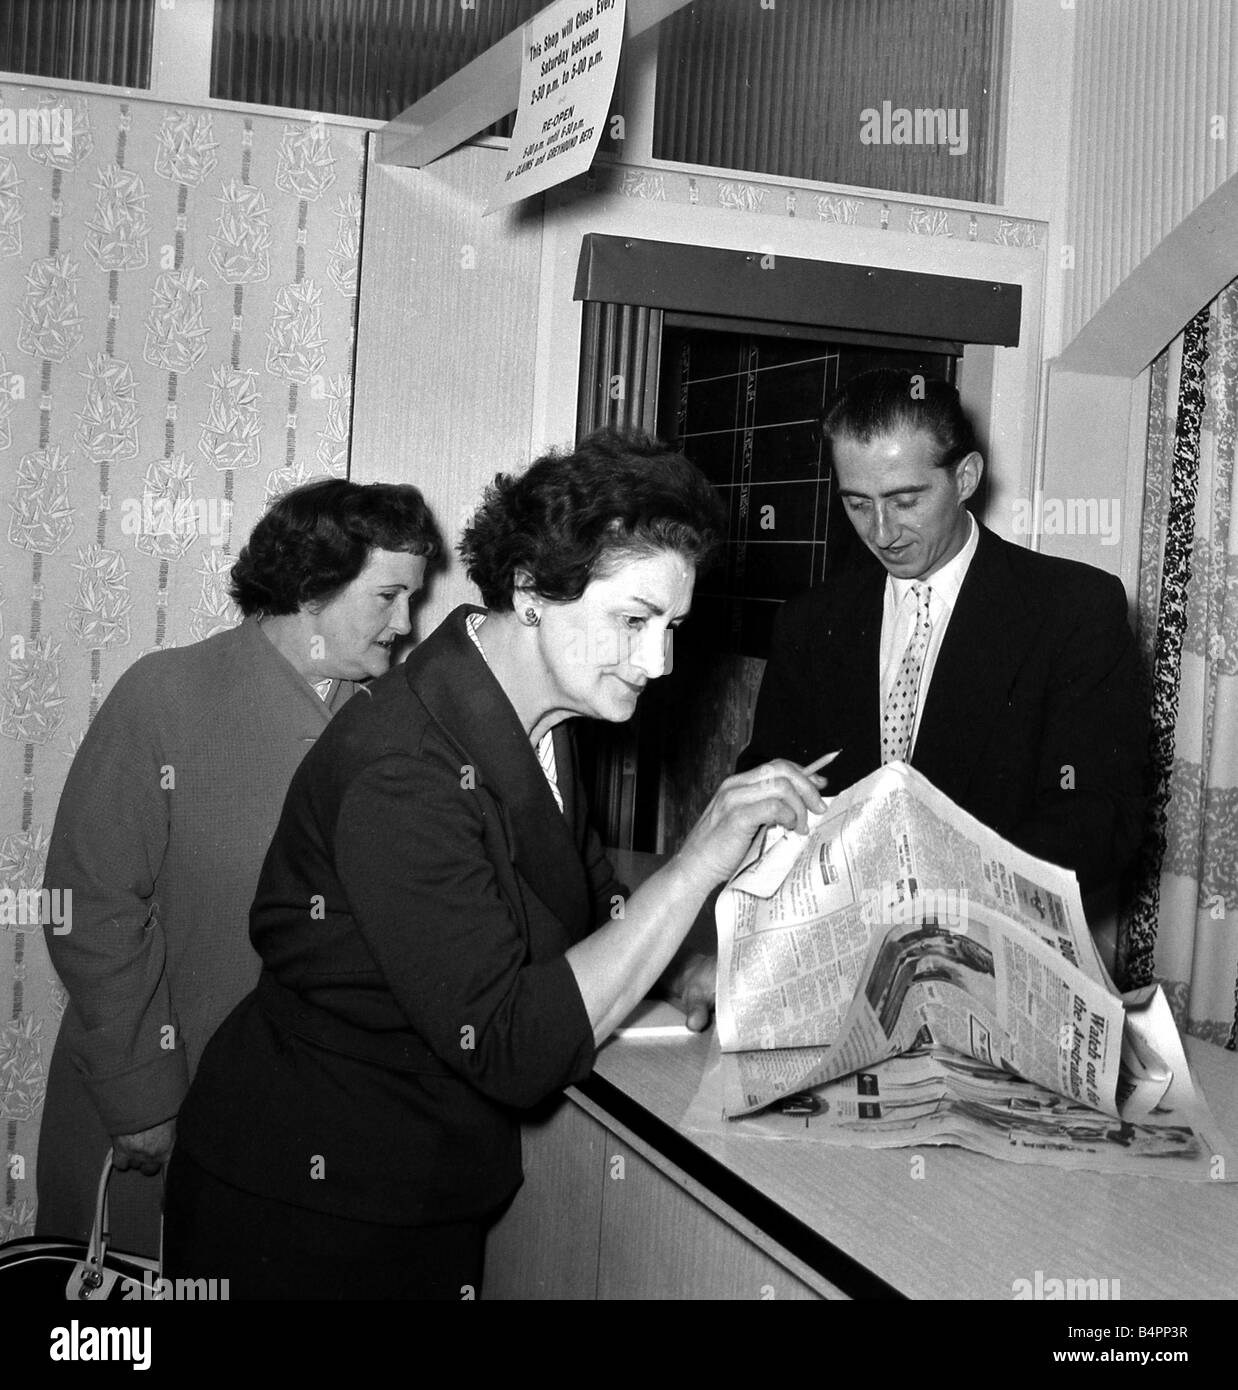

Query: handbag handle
left=75, top=1152, right=117, bottom=1295
left=66, top=1151, right=163, bottom=1299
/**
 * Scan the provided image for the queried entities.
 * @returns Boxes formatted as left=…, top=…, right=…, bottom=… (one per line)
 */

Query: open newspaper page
left=715, top=762, right=1108, bottom=1064
left=681, top=986, right=1237, bottom=1180
left=724, top=898, right=1125, bottom=1117
left=692, top=762, right=1238, bottom=1179
left=715, top=762, right=1111, bottom=1104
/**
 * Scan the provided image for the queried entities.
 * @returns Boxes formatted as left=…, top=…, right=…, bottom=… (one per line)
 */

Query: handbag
left=0, top=1153, right=161, bottom=1300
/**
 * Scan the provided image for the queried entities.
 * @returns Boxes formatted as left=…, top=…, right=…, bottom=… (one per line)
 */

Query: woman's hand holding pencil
left=672, top=750, right=843, bottom=896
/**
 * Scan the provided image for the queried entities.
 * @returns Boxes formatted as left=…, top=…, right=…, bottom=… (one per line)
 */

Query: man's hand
left=111, top=1119, right=176, bottom=1176
left=662, top=950, right=717, bottom=1032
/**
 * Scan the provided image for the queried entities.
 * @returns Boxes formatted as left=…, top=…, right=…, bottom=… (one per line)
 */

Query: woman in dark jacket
left=163, top=429, right=827, bottom=1298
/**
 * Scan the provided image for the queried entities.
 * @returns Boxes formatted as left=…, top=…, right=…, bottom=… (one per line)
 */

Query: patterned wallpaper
left=0, top=84, right=365, bottom=1240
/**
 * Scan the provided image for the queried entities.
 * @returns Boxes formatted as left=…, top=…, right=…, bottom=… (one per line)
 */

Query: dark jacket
left=739, top=524, right=1147, bottom=897
left=175, top=606, right=612, bottom=1225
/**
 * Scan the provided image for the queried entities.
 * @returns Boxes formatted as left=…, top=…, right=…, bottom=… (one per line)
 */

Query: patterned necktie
left=881, top=582, right=932, bottom=764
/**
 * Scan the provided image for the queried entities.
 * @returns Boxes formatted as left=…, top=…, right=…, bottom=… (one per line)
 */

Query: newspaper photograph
left=690, top=763, right=1236, bottom=1180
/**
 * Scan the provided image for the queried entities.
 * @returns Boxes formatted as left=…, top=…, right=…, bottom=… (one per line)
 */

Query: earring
left=524, top=607, right=540, bottom=627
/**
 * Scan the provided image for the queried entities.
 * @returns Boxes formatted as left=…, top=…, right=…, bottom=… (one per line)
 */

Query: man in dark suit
left=740, top=369, right=1145, bottom=902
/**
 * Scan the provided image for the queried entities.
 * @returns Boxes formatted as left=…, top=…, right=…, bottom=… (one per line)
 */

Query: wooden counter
left=482, top=1017, right=1238, bottom=1300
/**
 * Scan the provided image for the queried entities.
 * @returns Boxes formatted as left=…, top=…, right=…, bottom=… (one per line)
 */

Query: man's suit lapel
left=913, top=526, right=1039, bottom=801
left=409, top=607, right=591, bottom=933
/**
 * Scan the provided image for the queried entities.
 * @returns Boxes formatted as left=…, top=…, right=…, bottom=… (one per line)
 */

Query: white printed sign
left=486, top=0, right=626, bottom=215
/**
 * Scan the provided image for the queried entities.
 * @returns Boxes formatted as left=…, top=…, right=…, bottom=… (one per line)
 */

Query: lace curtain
left=1120, top=280, right=1238, bottom=1049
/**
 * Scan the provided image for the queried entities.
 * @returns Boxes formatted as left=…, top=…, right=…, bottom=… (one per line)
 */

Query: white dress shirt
left=465, top=611, right=564, bottom=813
left=878, top=511, right=979, bottom=757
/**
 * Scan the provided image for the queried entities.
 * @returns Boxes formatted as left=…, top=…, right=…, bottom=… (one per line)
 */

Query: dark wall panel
left=0, top=0, right=154, bottom=88
left=655, top=0, right=1005, bottom=203
left=210, top=0, right=540, bottom=130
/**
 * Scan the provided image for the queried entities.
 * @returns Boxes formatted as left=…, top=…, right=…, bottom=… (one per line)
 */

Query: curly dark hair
left=229, top=478, right=443, bottom=616
left=459, top=427, right=725, bottom=610
left=821, top=368, right=977, bottom=470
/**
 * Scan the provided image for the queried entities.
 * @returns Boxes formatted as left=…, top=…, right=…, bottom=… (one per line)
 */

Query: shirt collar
left=888, top=510, right=978, bottom=614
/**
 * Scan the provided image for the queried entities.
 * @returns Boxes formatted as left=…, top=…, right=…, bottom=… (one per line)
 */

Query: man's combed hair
left=459, top=427, right=725, bottom=610
left=821, top=368, right=977, bottom=470
left=229, top=478, right=443, bottom=616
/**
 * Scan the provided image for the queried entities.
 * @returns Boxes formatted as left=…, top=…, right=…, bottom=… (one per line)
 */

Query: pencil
left=614, top=1025, right=695, bottom=1039
left=803, top=750, right=842, bottom=775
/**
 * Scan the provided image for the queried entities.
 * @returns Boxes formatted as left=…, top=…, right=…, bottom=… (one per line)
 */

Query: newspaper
left=688, top=762, right=1236, bottom=1180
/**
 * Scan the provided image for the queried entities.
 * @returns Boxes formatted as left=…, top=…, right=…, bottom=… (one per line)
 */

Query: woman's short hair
left=821, top=368, right=976, bottom=470
left=460, top=427, right=725, bottom=610
left=230, top=478, right=443, bottom=616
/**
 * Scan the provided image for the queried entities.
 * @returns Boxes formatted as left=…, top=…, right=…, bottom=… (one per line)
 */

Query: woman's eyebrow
left=623, top=594, right=692, bottom=622
left=623, top=595, right=664, bottom=615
